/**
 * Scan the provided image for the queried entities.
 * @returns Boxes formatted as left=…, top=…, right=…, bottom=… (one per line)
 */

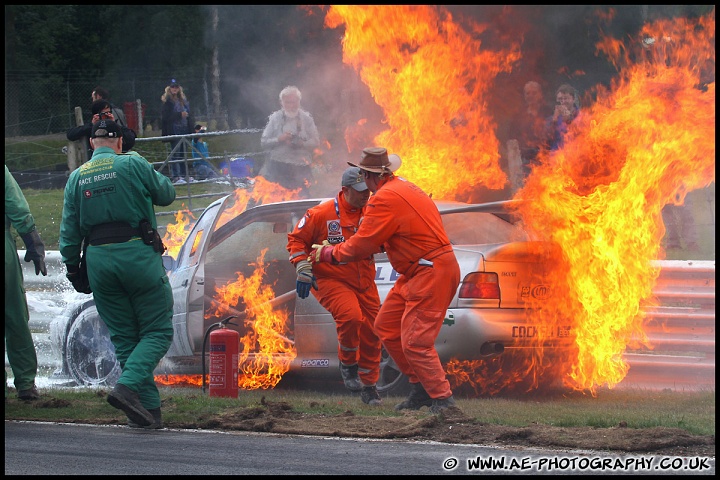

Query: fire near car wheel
left=375, top=347, right=410, bottom=396
left=65, top=302, right=120, bottom=387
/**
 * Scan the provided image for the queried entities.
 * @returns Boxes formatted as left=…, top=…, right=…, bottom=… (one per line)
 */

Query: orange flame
left=216, top=177, right=302, bottom=230
left=162, top=206, right=196, bottom=259
left=205, top=249, right=296, bottom=390
left=515, top=11, right=715, bottom=394
left=325, top=5, right=520, bottom=199
left=158, top=179, right=302, bottom=390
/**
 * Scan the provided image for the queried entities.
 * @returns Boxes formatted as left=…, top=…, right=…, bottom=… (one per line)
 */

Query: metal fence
left=133, top=129, right=266, bottom=217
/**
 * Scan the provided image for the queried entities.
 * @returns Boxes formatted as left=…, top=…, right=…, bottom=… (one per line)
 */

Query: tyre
left=375, top=347, right=410, bottom=396
left=65, top=301, right=120, bottom=387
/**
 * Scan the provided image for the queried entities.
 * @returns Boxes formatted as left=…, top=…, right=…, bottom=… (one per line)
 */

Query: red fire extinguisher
left=202, top=316, right=239, bottom=398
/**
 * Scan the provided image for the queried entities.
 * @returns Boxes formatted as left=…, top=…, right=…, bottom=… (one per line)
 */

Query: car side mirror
left=162, top=254, right=175, bottom=271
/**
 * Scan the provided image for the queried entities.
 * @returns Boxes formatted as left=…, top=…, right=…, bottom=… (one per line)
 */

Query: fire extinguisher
left=202, top=316, right=239, bottom=398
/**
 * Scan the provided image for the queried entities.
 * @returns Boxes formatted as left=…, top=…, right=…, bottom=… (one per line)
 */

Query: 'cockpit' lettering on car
left=512, top=325, right=571, bottom=338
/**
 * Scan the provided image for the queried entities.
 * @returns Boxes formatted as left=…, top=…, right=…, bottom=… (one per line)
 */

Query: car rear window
left=441, top=211, right=529, bottom=245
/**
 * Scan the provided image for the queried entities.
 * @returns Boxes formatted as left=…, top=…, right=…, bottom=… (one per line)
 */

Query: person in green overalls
left=5, top=164, right=47, bottom=401
left=59, top=119, right=176, bottom=429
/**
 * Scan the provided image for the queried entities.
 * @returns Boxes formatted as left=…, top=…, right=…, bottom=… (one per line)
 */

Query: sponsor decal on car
left=301, top=359, right=330, bottom=368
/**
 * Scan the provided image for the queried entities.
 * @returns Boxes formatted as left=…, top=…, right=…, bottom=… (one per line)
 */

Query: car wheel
left=375, top=347, right=410, bottom=396
left=65, top=302, right=120, bottom=387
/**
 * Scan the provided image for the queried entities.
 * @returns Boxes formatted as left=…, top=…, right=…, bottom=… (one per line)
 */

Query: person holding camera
left=59, top=119, right=176, bottom=429
left=91, top=86, right=128, bottom=128
left=545, top=83, right=580, bottom=151
left=66, top=99, right=136, bottom=159
left=260, top=85, right=320, bottom=197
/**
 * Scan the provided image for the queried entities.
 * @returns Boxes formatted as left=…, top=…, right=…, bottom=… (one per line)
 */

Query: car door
left=165, top=199, right=224, bottom=357
left=197, top=200, right=322, bottom=358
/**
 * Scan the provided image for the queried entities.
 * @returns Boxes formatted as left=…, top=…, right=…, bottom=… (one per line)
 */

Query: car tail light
left=459, top=272, right=500, bottom=299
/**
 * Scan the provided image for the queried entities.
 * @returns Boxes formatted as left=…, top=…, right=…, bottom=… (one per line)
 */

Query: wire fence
left=4, top=74, right=251, bottom=138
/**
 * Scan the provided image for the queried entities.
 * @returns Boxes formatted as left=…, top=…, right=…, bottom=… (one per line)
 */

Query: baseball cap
left=170, top=78, right=179, bottom=87
left=91, top=119, right=122, bottom=138
left=348, top=147, right=402, bottom=174
left=341, top=167, right=368, bottom=191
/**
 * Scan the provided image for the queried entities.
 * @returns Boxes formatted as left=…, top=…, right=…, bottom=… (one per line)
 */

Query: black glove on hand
left=66, top=263, right=92, bottom=294
left=20, top=229, right=47, bottom=276
left=295, top=259, right=318, bottom=299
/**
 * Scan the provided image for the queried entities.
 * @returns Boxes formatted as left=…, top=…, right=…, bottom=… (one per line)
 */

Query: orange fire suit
left=332, top=176, right=460, bottom=400
left=287, top=192, right=382, bottom=385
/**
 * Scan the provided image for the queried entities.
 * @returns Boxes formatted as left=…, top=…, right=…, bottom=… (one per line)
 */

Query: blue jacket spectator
left=191, top=125, right=217, bottom=180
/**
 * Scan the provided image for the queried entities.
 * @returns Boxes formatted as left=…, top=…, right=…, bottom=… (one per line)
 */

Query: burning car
left=50, top=191, right=571, bottom=395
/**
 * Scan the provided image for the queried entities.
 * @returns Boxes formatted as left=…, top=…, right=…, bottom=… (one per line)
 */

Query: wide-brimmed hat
left=347, top=147, right=402, bottom=174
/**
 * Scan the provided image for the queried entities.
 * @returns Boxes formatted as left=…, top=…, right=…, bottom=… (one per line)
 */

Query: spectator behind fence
left=507, top=81, right=554, bottom=187
left=191, top=124, right=218, bottom=181
left=91, top=86, right=127, bottom=127
left=662, top=194, right=700, bottom=253
left=546, top=83, right=580, bottom=151
left=161, top=79, right=194, bottom=184
left=5, top=165, right=47, bottom=401
left=66, top=100, right=136, bottom=159
left=260, top=85, right=320, bottom=197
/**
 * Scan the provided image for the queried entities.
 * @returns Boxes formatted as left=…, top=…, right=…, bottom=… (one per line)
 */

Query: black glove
left=66, top=263, right=92, bottom=294
left=20, top=229, right=47, bottom=276
left=295, top=259, right=318, bottom=299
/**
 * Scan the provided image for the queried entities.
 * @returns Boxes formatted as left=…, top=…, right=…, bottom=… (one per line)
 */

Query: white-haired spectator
left=260, top=85, right=320, bottom=197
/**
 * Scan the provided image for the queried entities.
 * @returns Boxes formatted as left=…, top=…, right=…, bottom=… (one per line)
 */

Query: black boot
left=394, top=382, right=433, bottom=411
left=340, top=363, right=363, bottom=392
left=127, top=407, right=163, bottom=429
left=107, top=383, right=154, bottom=427
left=429, top=395, right=456, bottom=414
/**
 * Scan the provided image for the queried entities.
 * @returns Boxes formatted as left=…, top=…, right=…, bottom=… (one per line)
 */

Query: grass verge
left=4, top=385, right=715, bottom=437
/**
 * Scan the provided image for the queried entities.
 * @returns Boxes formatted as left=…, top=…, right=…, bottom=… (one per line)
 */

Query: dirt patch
left=172, top=398, right=715, bottom=457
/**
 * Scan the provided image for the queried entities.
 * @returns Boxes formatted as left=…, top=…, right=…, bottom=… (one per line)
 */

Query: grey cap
left=341, top=167, right=368, bottom=191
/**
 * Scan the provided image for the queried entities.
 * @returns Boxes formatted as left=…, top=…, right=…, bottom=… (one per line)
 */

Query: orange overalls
left=333, top=176, right=460, bottom=400
left=287, top=192, right=382, bottom=385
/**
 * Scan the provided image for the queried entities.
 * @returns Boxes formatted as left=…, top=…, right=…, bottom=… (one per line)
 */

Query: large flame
left=325, top=5, right=520, bottom=199
left=205, top=249, right=296, bottom=389
left=515, top=11, right=715, bottom=393
left=326, top=6, right=714, bottom=396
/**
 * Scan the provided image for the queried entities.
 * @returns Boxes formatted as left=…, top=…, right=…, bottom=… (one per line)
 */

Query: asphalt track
left=5, top=421, right=715, bottom=475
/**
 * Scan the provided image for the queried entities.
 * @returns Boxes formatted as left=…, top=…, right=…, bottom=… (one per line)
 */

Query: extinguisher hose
left=201, top=316, right=238, bottom=394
